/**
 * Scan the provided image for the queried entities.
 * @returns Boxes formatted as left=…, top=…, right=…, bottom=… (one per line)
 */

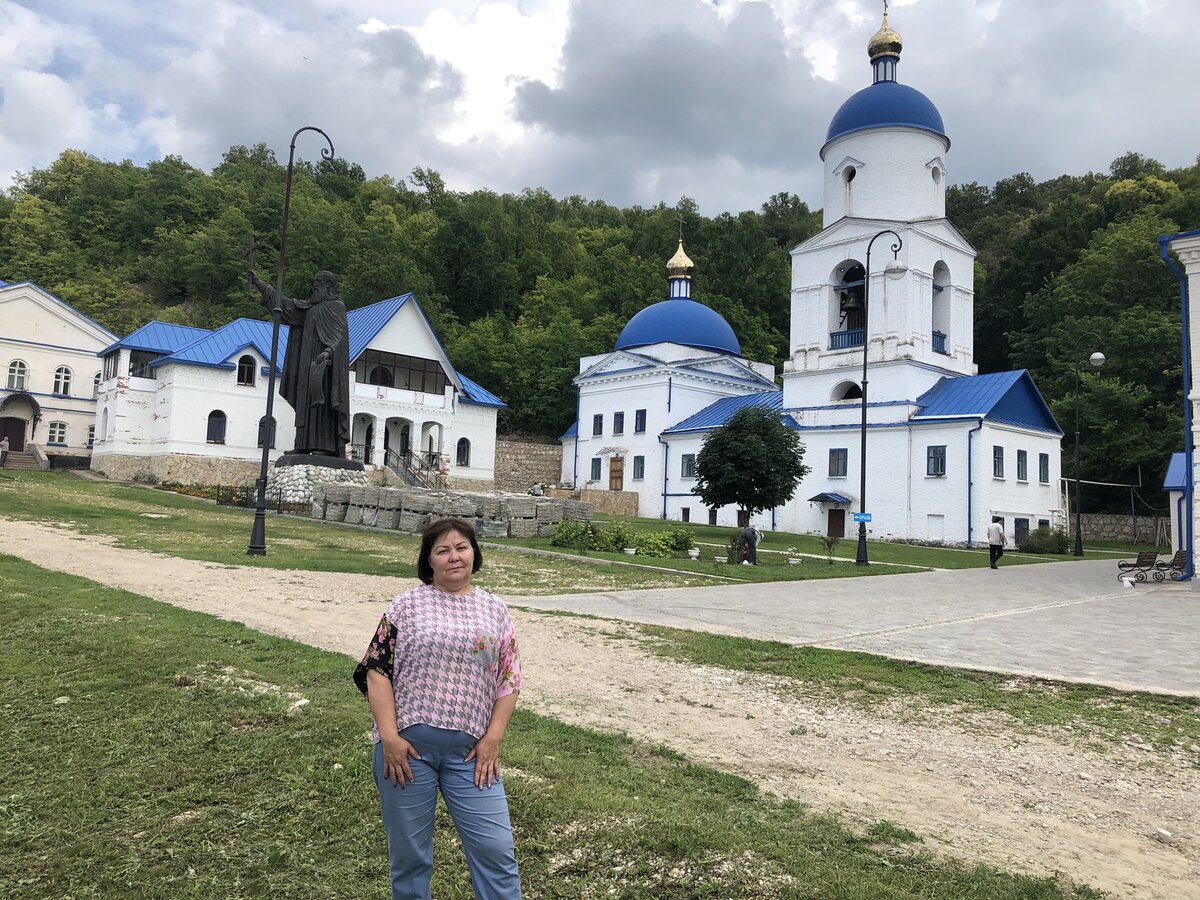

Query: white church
left=560, top=12, right=1064, bottom=547
left=90, top=291, right=506, bottom=488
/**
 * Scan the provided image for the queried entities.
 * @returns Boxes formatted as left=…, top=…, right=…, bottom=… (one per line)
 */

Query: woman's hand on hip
left=465, top=735, right=502, bottom=788
left=380, top=734, right=421, bottom=787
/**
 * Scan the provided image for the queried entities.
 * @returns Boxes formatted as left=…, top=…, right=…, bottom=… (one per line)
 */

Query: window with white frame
left=992, top=445, right=1004, bottom=478
left=93, top=372, right=101, bottom=398
left=927, top=445, right=946, bottom=477
left=6, top=360, right=28, bottom=390
left=1038, top=453, right=1050, bottom=484
left=589, top=457, right=601, bottom=481
left=87, top=425, right=95, bottom=448
left=681, top=454, right=697, bottom=479
left=1016, top=449, right=1028, bottom=482
left=129, top=350, right=158, bottom=379
left=828, top=448, right=848, bottom=478
left=53, top=366, right=72, bottom=396
left=103, top=352, right=119, bottom=381
left=632, top=455, right=645, bottom=479
left=613, top=411, right=624, bottom=435
left=237, top=355, right=256, bottom=386
left=592, top=414, right=603, bottom=437
left=48, top=421, right=67, bottom=444
left=634, top=409, right=647, bottom=433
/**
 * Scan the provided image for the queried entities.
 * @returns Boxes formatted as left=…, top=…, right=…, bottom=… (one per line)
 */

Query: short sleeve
left=353, top=615, right=397, bottom=697
left=494, top=619, right=523, bottom=699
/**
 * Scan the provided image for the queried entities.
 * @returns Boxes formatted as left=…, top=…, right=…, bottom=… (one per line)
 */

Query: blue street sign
left=853, top=512, right=872, bottom=523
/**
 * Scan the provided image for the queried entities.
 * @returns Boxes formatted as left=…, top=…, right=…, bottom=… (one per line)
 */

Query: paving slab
left=514, top=559, right=1200, bottom=696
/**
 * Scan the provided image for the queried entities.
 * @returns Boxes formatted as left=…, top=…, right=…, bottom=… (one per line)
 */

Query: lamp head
left=884, top=260, right=907, bottom=280
left=1089, top=351, right=1106, bottom=369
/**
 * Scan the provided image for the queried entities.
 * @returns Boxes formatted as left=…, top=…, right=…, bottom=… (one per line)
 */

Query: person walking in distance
left=987, top=516, right=1007, bottom=569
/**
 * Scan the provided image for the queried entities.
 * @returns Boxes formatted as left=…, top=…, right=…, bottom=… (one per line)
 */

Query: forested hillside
left=2, top=146, right=1197, bottom=510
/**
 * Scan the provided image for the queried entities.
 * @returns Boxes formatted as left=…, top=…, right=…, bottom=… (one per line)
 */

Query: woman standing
left=355, top=518, right=523, bottom=899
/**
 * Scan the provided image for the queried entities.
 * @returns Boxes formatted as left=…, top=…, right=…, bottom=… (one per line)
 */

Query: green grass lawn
left=0, top=555, right=1102, bottom=899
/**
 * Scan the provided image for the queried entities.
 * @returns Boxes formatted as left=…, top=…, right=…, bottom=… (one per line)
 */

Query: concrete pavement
left=513, top=559, right=1200, bottom=696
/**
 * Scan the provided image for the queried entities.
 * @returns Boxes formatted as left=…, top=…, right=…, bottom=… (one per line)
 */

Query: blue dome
left=615, top=299, right=741, bottom=355
left=824, top=81, right=947, bottom=149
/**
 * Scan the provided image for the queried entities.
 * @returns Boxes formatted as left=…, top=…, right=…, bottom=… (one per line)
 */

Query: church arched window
left=829, top=260, right=865, bottom=348
left=832, top=381, right=863, bottom=401
left=456, top=437, right=471, bottom=467
left=932, top=261, right=951, bottom=355
left=206, top=410, right=227, bottom=444
left=237, top=355, right=256, bottom=386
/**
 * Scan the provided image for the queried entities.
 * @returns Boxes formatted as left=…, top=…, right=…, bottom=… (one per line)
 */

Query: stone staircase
left=1, top=450, right=39, bottom=470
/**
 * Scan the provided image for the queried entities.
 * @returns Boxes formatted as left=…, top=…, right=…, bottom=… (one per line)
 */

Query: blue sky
left=1, top=0, right=1196, bottom=214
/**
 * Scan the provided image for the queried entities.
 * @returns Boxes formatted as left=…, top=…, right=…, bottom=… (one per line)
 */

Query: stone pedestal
left=266, top=462, right=368, bottom=506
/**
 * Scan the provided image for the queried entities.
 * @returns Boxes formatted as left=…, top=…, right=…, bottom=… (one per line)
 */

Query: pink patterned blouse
left=354, top=584, right=523, bottom=741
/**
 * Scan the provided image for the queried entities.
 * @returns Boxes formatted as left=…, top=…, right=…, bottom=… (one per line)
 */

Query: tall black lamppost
left=248, top=126, right=335, bottom=557
left=1072, top=332, right=1105, bottom=557
left=853, top=229, right=907, bottom=566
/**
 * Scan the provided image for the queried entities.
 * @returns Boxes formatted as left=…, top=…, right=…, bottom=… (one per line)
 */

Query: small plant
left=818, top=535, right=840, bottom=564
left=727, top=535, right=746, bottom=564
left=632, top=531, right=676, bottom=558
left=1017, top=526, right=1069, bottom=554
left=551, top=520, right=594, bottom=552
left=663, top=528, right=696, bottom=552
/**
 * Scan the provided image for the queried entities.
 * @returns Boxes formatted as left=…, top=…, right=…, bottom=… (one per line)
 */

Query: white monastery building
left=0, top=279, right=117, bottom=468
left=91, top=292, right=506, bottom=487
left=561, top=12, right=1064, bottom=546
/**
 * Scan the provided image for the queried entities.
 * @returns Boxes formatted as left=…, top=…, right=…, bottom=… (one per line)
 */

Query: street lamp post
left=1072, top=332, right=1106, bottom=557
left=248, top=126, right=335, bottom=557
left=854, top=230, right=907, bottom=566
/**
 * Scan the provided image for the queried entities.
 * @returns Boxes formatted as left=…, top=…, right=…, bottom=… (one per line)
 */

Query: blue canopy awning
left=808, top=492, right=852, bottom=504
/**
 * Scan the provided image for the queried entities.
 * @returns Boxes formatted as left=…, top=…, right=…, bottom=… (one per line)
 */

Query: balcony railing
left=932, top=330, right=948, bottom=355
left=829, top=328, right=865, bottom=350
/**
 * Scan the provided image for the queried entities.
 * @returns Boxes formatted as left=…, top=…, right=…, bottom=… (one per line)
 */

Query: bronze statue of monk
left=250, top=270, right=351, bottom=459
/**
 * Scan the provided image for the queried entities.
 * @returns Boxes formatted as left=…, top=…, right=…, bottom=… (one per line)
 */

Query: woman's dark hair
left=417, top=517, right=483, bottom=585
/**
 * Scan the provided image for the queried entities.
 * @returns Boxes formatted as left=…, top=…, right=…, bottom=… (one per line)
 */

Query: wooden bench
left=1154, top=550, right=1189, bottom=581
left=1116, top=550, right=1161, bottom=583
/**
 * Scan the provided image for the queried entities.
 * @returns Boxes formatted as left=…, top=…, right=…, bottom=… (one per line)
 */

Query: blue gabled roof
left=458, top=373, right=506, bottom=408
left=1163, top=452, right=1188, bottom=491
left=663, top=391, right=789, bottom=434
left=101, top=321, right=211, bottom=356
left=560, top=421, right=578, bottom=440
left=153, top=318, right=288, bottom=371
left=914, top=370, right=1062, bottom=434
left=346, top=293, right=412, bottom=362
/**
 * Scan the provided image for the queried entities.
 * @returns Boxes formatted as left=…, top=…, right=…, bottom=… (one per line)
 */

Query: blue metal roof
left=809, top=492, right=852, bottom=504
left=560, top=421, right=578, bottom=440
left=663, top=391, right=788, bottom=434
left=0, top=280, right=119, bottom=342
left=346, top=293, right=412, bottom=362
left=1163, top=452, right=1188, bottom=491
left=615, top=298, right=741, bottom=356
left=914, top=370, right=1061, bottom=434
left=101, top=321, right=211, bottom=356
left=458, top=373, right=507, bottom=408
left=154, top=318, right=288, bottom=371
left=824, top=80, right=947, bottom=150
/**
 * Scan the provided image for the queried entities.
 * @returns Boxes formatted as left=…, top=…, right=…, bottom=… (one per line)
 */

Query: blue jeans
left=373, top=724, right=522, bottom=900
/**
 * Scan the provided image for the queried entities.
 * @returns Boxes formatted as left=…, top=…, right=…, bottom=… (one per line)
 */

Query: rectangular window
left=1016, top=449, right=1028, bottom=482
left=828, top=448, right=848, bottom=478
left=992, top=445, right=1004, bottom=478
left=1038, top=518, right=1050, bottom=530
left=48, top=421, right=67, bottom=445
left=681, top=507, right=690, bottom=523
left=927, top=445, right=946, bottom=477
left=589, top=458, right=601, bottom=481
left=681, top=454, right=696, bottom=479
left=128, top=350, right=160, bottom=379
left=87, top=425, right=95, bottom=448
left=613, top=411, right=624, bottom=435
left=1038, top=453, right=1050, bottom=484
left=632, top=455, right=645, bottom=480
left=103, top=352, right=119, bottom=381
left=592, top=414, right=603, bottom=437
left=634, top=409, right=647, bottom=433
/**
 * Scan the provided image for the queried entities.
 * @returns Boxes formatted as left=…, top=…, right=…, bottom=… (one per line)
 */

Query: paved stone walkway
left=513, top=559, right=1200, bottom=696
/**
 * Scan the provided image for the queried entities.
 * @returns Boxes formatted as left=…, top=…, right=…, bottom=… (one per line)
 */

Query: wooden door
left=828, top=508, right=846, bottom=538
left=609, top=456, right=624, bottom=491
left=0, top=417, right=25, bottom=451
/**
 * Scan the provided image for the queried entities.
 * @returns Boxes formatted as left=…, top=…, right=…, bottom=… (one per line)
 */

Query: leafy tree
left=692, top=407, right=810, bottom=517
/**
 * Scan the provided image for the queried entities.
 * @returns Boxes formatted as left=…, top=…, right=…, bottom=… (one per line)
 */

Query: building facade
left=0, top=280, right=118, bottom=467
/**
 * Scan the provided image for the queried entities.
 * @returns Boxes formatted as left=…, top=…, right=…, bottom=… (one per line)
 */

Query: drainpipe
left=1160, top=236, right=1194, bottom=580
left=658, top=434, right=670, bottom=519
left=967, top=417, right=983, bottom=545
left=1178, top=492, right=1186, bottom=553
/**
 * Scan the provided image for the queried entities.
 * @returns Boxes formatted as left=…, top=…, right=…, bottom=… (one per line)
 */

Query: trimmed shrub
left=1018, top=526, right=1069, bottom=554
left=663, top=528, right=696, bottom=552
left=633, top=531, right=676, bottom=558
left=551, top=521, right=594, bottom=552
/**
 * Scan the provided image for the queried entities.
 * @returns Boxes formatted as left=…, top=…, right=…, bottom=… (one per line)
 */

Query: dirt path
left=5, top=518, right=1197, bottom=898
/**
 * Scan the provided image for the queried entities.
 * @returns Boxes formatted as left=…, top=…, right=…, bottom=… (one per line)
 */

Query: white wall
left=820, top=128, right=949, bottom=225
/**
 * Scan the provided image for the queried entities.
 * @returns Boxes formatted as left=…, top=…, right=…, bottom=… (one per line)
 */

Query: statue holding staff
left=249, top=270, right=351, bottom=459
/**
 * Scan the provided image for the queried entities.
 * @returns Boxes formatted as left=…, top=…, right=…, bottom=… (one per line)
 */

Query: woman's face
left=429, top=529, right=475, bottom=593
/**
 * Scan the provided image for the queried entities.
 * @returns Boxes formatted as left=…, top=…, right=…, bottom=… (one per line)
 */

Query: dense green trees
left=1, top=145, right=1198, bottom=511
left=692, top=407, right=811, bottom=516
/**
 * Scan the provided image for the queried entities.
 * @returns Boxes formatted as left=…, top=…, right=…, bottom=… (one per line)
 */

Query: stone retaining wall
left=312, top=483, right=592, bottom=538
left=494, top=440, right=562, bottom=493
left=91, top=454, right=262, bottom=485
left=577, top=488, right=639, bottom=517
left=1076, top=512, right=1170, bottom=545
